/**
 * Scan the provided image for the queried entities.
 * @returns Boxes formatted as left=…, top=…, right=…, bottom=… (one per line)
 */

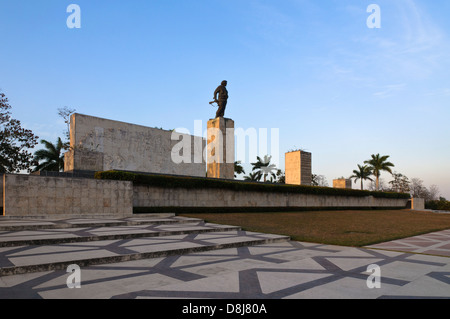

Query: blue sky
left=1, top=0, right=449, bottom=197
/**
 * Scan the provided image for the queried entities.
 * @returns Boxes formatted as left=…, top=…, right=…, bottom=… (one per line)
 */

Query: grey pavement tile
left=322, top=256, right=385, bottom=272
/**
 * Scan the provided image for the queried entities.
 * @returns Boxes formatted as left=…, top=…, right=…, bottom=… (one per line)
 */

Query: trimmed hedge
left=426, top=200, right=450, bottom=211
left=94, top=170, right=411, bottom=200
left=133, top=206, right=408, bottom=214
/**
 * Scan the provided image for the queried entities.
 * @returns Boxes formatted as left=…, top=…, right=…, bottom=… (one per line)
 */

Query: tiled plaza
left=0, top=216, right=448, bottom=299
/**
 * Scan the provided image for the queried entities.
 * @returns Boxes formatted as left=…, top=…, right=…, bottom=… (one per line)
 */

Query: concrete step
left=0, top=231, right=290, bottom=277
left=0, top=217, right=290, bottom=277
left=0, top=222, right=243, bottom=247
left=0, top=216, right=200, bottom=231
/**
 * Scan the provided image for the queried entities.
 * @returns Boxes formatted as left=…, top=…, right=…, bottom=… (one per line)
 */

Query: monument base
left=207, top=117, right=235, bottom=180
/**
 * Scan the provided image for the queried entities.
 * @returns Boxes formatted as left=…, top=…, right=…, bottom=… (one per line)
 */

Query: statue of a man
left=213, top=80, right=229, bottom=118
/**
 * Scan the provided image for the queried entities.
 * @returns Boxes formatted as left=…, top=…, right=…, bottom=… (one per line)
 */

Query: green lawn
left=180, top=210, right=450, bottom=247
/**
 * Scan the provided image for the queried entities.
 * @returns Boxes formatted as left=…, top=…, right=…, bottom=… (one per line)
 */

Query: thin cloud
left=373, top=84, right=407, bottom=98
left=316, top=0, right=450, bottom=95
left=424, top=88, right=450, bottom=97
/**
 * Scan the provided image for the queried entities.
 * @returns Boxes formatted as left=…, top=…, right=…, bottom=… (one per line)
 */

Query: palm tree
left=33, top=137, right=65, bottom=172
left=251, top=155, right=277, bottom=182
left=244, top=172, right=260, bottom=181
left=275, top=169, right=285, bottom=184
left=234, top=160, right=245, bottom=178
left=350, top=164, right=373, bottom=190
left=364, top=154, right=395, bottom=191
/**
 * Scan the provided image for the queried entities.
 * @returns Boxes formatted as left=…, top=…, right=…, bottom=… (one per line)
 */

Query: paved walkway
left=367, top=229, right=450, bottom=257
left=0, top=216, right=449, bottom=299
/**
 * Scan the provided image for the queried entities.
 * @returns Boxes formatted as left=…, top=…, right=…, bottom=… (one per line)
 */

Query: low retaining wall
left=133, top=185, right=409, bottom=213
left=2, top=174, right=133, bottom=218
left=1, top=173, right=410, bottom=218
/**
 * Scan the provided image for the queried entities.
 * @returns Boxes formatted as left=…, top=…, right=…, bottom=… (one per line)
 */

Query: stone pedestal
left=285, top=150, right=312, bottom=186
left=207, top=117, right=235, bottom=179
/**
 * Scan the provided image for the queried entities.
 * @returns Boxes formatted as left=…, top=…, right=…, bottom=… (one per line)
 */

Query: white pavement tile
left=147, top=272, right=241, bottom=294
left=378, top=260, right=445, bottom=282
left=284, top=276, right=400, bottom=299
left=383, top=274, right=450, bottom=298
left=183, top=258, right=274, bottom=277
left=257, top=270, right=330, bottom=294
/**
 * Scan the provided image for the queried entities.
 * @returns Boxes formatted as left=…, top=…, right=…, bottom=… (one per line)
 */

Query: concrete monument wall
left=64, top=113, right=206, bottom=177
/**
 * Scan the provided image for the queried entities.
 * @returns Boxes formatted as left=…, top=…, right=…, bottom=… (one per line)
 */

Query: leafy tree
left=367, top=178, right=389, bottom=192
left=251, top=155, right=278, bottom=182
left=234, top=160, right=245, bottom=178
left=33, top=137, right=65, bottom=172
left=57, top=107, right=76, bottom=150
left=0, top=91, right=39, bottom=173
left=388, top=172, right=410, bottom=193
left=312, top=174, right=329, bottom=187
left=409, top=178, right=440, bottom=201
left=275, top=169, right=285, bottom=184
left=409, top=178, right=429, bottom=199
left=350, top=164, right=373, bottom=190
left=364, top=154, right=395, bottom=191
left=428, top=184, right=440, bottom=201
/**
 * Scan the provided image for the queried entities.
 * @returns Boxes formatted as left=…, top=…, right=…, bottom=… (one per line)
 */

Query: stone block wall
left=2, top=174, right=133, bottom=217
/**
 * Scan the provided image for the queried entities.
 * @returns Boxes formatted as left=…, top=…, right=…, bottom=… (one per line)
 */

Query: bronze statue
left=210, top=80, right=229, bottom=118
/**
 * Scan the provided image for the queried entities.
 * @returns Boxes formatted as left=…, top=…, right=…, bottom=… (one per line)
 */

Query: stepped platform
left=0, top=216, right=290, bottom=277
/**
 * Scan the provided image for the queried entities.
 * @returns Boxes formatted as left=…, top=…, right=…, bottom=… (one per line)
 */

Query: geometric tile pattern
left=0, top=241, right=449, bottom=299
left=366, top=230, right=450, bottom=257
